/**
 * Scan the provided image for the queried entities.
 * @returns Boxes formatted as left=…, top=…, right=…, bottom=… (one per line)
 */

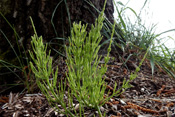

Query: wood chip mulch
left=1, top=56, right=175, bottom=117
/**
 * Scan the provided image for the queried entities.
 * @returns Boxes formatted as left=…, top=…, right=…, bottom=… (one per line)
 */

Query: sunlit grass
left=114, top=0, right=175, bottom=78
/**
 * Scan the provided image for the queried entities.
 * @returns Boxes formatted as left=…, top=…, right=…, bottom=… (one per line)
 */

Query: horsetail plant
left=28, top=0, right=145, bottom=116
left=65, top=0, right=125, bottom=116
left=29, top=17, right=76, bottom=116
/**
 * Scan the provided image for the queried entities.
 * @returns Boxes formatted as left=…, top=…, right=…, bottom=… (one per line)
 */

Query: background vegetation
left=0, top=0, right=174, bottom=116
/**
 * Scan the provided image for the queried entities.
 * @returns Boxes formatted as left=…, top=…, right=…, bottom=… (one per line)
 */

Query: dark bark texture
left=0, top=0, right=114, bottom=58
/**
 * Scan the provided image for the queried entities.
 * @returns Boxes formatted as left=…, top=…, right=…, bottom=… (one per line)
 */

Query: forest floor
left=1, top=55, right=175, bottom=117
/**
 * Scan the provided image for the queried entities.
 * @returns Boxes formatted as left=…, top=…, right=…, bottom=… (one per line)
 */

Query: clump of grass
left=0, top=12, right=34, bottom=93
left=114, top=0, right=175, bottom=78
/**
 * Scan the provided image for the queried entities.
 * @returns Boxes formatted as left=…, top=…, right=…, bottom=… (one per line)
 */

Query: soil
left=1, top=55, right=175, bottom=117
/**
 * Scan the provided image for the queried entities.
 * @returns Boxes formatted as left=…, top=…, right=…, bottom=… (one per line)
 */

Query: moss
left=0, top=0, right=12, bottom=15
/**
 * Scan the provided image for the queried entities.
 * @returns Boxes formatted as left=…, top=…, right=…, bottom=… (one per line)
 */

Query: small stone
left=100, top=106, right=105, bottom=112
left=74, top=104, right=79, bottom=110
left=141, top=88, right=145, bottom=92
left=119, top=99, right=126, bottom=105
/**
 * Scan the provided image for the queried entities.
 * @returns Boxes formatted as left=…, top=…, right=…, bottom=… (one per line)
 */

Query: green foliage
left=65, top=11, right=108, bottom=110
left=29, top=17, right=76, bottom=116
left=114, top=0, right=175, bottom=78
left=151, top=42, right=175, bottom=78
left=29, top=0, right=133, bottom=116
left=65, top=0, right=143, bottom=114
left=29, top=0, right=149, bottom=116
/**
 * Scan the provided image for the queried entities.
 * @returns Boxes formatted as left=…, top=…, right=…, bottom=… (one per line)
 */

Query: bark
left=0, top=0, right=115, bottom=56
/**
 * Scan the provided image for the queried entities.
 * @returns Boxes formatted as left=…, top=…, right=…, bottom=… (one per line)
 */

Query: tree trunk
left=0, top=0, right=115, bottom=56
